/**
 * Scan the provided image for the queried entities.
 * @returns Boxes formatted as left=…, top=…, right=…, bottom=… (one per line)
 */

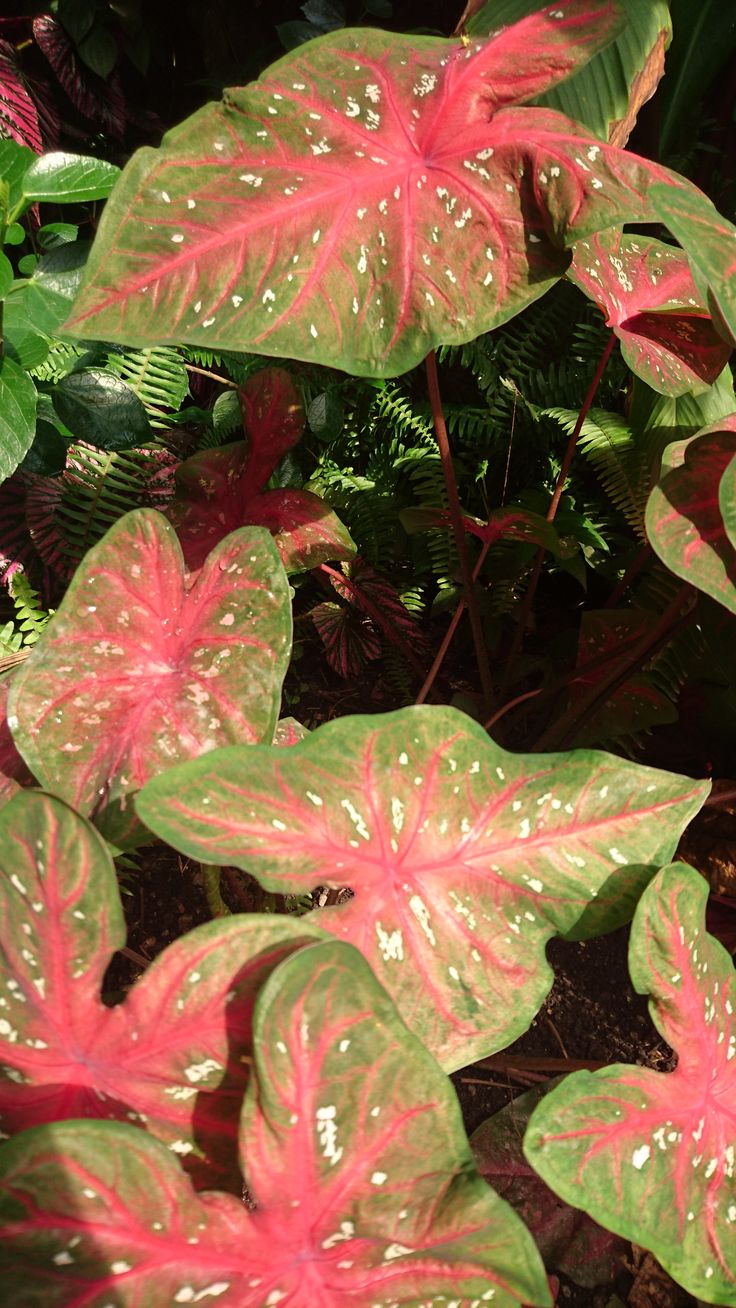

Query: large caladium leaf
left=524, top=862, right=736, bottom=1305
left=568, top=230, right=731, bottom=395
left=66, top=4, right=684, bottom=376
left=0, top=940, right=551, bottom=1307
left=645, top=416, right=736, bottom=616
left=7, top=509, right=291, bottom=841
left=136, top=705, right=708, bottom=1071
left=168, top=367, right=355, bottom=573
left=471, top=1084, right=627, bottom=1288
left=0, top=790, right=325, bottom=1190
left=650, top=182, right=736, bottom=347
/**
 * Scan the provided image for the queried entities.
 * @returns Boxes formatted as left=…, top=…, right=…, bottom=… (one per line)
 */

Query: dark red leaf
left=569, top=230, right=731, bottom=395
left=0, top=789, right=325, bottom=1189
left=0, top=680, right=31, bottom=807
left=312, top=599, right=381, bottom=677
left=0, top=39, right=42, bottom=154
left=32, top=14, right=126, bottom=141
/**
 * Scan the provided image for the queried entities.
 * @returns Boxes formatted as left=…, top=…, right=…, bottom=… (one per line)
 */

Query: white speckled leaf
left=136, top=705, right=708, bottom=1071
left=0, top=941, right=551, bottom=1307
left=7, top=509, right=291, bottom=842
left=0, top=790, right=324, bottom=1190
left=525, top=863, right=736, bottom=1306
left=65, top=5, right=682, bottom=377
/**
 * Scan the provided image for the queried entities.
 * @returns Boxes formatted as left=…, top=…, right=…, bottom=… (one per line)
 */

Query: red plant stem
left=500, top=331, right=616, bottom=696
left=484, top=685, right=543, bottom=733
left=415, top=540, right=492, bottom=705
left=318, top=563, right=428, bottom=681
left=425, top=349, right=495, bottom=710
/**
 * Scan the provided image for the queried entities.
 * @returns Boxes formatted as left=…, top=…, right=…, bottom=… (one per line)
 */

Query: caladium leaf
left=524, top=862, right=736, bottom=1305
left=0, top=679, right=31, bottom=807
left=0, top=789, right=325, bottom=1190
left=471, top=1084, right=627, bottom=1287
left=312, top=598, right=381, bottom=677
left=168, top=367, right=355, bottom=573
left=401, top=504, right=560, bottom=552
left=650, top=182, right=736, bottom=347
left=136, top=704, right=708, bottom=1071
left=66, top=5, right=683, bottom=377
left=568, top=230, right=731, bottom=395
left=645, top=416, right=736, bottom=616
left=7, top=509, right=291, bottom=843
left=0, top=940, right=551, bottom=1307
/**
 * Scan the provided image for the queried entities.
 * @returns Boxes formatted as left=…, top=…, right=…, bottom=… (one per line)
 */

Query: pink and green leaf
left=568, top=230, right=731, bottom=395
left=136, top=704, right=708, bottom=1071
left=66, top=8, right=683, bottom=376
left=0, top=789, right=325, bottom=1189
left=524, top=862, right=736, bottom=1305
left=0, top=679, right=31, bottom=808
left=168, top=367, right=355, bottom=573
left=7, top=509, right=292, bottom=842
left=0, top=940, right=551, bottom=1307
left=650, top=182, right=736, bottom=347
left=401, top=503, right=560, bottom=552
left=645, top=416, right=736, bottom=615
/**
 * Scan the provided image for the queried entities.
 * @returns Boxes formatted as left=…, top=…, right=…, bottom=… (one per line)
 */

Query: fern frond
left=103, top=346, right=189, bottom=426
left=546, top=407, right=655, bottom=539
left=8, top=572, right=52, bottom=646
left=30, top=339, right=82, bottom=383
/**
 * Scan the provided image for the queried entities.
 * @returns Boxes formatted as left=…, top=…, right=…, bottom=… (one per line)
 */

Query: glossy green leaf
left=51, top=367, right=152, bottom=451
left=0, top=355, right=37, bottom=483
left=136, top=704, right=708, bottom=1070
left=525, top=863, right=736, bottom=1305
left=0, top=250, right=13, bottom=300
left=21, top=151, right=120, bottom=205
left=19, top=238, right=90, bottom=336
left=0, top=138, right=35, bottom=218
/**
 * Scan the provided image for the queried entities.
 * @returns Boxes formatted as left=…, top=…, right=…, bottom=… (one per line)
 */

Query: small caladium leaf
left=0, top=680, right=31, bottom=807
left=66, top=5, right=683, bottom=376
left=650, top=182, right=736, bottom=347
left=0, top=941, right=551, bottom=1307
left=0, top=790, right=325, bottom=1190
left=401, top=504, right=560, bottom=552
left=568, top=230, right=732, bottom=395
left=312, top=598, right=381, bottom=677
left=136, top=705, right=708, bottom=1070
left=273, top=715, right=309, bottom=745
left=168, top=367, right=355, bottom=573
left=524, top=862, right=736, bottom=1305
left=645, top=416, right=736, bottom=615
left=471, top=1084, right=627, bottom=1288
left=7, top=510, right=291, bottom=842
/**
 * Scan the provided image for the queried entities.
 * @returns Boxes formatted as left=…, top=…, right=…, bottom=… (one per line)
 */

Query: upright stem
left=416, top=540, right=491, bottom=705
left=318, top=563, right=428, bottom=682
left=425, top=349, right=495, bottom=710
left=500, top=332, right=616, bottom=695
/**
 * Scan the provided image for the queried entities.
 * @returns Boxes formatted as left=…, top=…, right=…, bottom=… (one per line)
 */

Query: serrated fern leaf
left=102, top=346, right=189, bottom=426
left=546, top=407, right=651, bottom=538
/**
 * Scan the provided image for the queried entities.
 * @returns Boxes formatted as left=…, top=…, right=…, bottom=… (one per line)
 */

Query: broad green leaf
left=525, top=863, right=736, bottom=1305
left=464, top=0, right=670, bottom=145
left=650, top=182, right=736, bottom=346
left=2, top=288, right=50, bottom=370
left=0, top=790, right=325, bottom=1190
left=65, top=7, right=682, bottom=377
left=0, top=941, right=551, bottom=1307
left=8, top=510, right=292, bottom=843
left=21, top=151, right=120, bottom=205
left=136, top=704, right=708, bottom=1070
left=51, top=367, right=153, bottom=451
left=645, top=417, right=736, bottom=615
left=0, top=138, right=35, bottom=219
left=0, top=251, right=12, bottom=300
left=0, top=355, right=37, bottom=483
left=19, top=238, right=90, bottom=336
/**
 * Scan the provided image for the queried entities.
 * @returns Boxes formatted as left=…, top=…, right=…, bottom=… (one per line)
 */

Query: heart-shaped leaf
left=7, top=509, right=291, bottom=842
left=524, top=862, right=736, bottom=1306
left=0, top=789, right=325, bottom=1189
left=0, top=940, right=551, bottom=1307
left=471, top=1084, right=627, bottom=1288
left=645, top=416, right=736, bottom=615
left=650, top=182, right=736, bottom=347
left=568, top=230, right=731, bottom=395
left=21, top=150, right=119, bottom=205
left=66, top=5, right=683, bottom=376
left=168, top=366, right=355, bottom=573
left=136, top=705, right=708, bottom=1070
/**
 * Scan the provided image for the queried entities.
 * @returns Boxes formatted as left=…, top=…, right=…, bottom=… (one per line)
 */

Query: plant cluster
left=1, top=2, right=736, bottom=1305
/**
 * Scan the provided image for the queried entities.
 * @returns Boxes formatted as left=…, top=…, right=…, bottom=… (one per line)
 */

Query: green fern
left=102, top=346, right=189, bottom=426
left=8, top=573, right=52, bottom=646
